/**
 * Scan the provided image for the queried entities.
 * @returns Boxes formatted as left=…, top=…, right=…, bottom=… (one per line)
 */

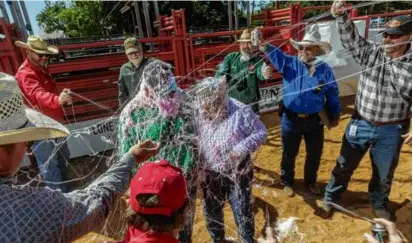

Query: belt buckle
left=297, top=113, right=309, bottom=119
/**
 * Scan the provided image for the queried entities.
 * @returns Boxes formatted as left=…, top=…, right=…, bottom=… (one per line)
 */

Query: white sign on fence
left=259, top=83, right=283, bottom=113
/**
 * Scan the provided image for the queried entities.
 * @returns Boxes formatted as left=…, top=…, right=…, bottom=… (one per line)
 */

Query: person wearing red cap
left=119, top=160, right=188, bottom=243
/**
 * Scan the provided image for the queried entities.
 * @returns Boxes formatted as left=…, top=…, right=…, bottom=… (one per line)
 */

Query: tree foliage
left=37, top=1, right=412, bottom=38
left=37, top=0, right=129, bottom=37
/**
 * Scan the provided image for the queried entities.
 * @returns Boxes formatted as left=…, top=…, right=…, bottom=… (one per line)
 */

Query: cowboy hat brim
left=236, top=39, right=252, bottom=43
left=0, top=108, right=69, bottom=145
left=290, top=38, right=332, bottom=56
left=125, top=47, right=140, bottom=55
left=14, top=41, right=59, bottom=55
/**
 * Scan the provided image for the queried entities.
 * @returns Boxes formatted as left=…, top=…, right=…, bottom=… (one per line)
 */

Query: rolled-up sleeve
left=232, top=107, right=268, bottom=155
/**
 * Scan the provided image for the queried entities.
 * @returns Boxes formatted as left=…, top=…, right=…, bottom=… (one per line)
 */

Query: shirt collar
left=25, top=59, right=50, bottom=74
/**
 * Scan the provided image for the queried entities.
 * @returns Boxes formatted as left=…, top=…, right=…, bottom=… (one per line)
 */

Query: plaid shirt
left=337, top=14, right=412, bottom=122
left=0, top=153, right=135, bottom=243
left=196, top=98, right=267, bottom=172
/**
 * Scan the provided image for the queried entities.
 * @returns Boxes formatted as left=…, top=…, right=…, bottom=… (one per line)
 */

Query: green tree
left=37, top=0, right=130, bottom=37
left=36, top=0, right=66, bottom=34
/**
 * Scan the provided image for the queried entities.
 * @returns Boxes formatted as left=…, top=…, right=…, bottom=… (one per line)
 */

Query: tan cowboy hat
left=290, top=25, right=332, bottom=56
left=15, top=35, right=59, bottom=55
left=124, top=37, right=142, bottom=55
left=0, top=73, right=69, bottom=145
left=237, top=29, right=253, bottom=43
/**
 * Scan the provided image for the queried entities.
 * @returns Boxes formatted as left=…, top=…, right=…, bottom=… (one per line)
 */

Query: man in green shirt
left=215, top=29, right=273, bottom=113
left=117, top=60, right=197, bottom=243
left=117, top=37, right=154, bottom=107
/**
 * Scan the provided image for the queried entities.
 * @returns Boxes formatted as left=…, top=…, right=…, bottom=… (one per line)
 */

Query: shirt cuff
left=259, top=43, right=269, bottom=52
left=232, top=144, right=247, bottom=160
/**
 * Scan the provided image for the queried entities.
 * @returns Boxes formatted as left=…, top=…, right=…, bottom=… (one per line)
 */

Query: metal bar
left=153, top=0, right=160, bottom=18
left=252, top=13, right=265, bottom=20
left=228, top=0, right=233, bottom=31
left=0, top=1, right=9, bottom=23
left=20, top=1, right=33, bottom=35
left=133, top=1, right=144, bottom=39
left=7, top=1, right=23, bottom=36
left=180, top=9, right=192, bottom=76
left=358, top=10, right=411, bottom=19
left=269, top=16, right=290, bottom=22
left=142, top=0, right=153, bottom=50
left=234, top=0, right=238, bottom=30
left=11, top=1, right=26, bottom=40
left=246, top=0, right=251, bottom=28
left=56, top=40, right=124, bottom=50
left=142, top=0, right=152, bottom=38
left=302, top=6, right=331, bottom=11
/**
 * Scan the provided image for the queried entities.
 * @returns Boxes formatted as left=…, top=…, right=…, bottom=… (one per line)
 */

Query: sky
left=25, top=0, right=46, bottom=35
left=2, top=0, right=45, bottom=35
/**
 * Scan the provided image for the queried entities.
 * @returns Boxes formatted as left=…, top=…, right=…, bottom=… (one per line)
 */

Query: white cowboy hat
left=15, top=35, right=59, bottom=55
left=0, top=73, right=69, bottom=145
left=290, top=26, right=332, bottom=56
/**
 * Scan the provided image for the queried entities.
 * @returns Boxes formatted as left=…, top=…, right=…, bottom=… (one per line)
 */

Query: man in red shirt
left=119, top=160, right=188, bottom=243
left=15, top=35, right=73, bottom=192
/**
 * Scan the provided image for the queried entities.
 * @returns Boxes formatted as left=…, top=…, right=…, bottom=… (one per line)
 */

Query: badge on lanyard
left=349, top=124, right=357, bottom=137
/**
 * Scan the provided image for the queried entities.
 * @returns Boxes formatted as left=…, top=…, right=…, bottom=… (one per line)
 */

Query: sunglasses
left=298, top=46, right=317, bottom=51
left=383, top=33, right=405, bottom=40
left=35, top=53, right=51, bottom=58
left=127, top=51, right=140, bottom=56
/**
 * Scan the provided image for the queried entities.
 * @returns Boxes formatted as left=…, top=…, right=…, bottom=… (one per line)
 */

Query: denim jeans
left=280, top=112, right=324, bottom=186
left=31, top=138, right=72, bottom=192
left=324, top=118, right=409, bottom=210
left=200, top=156, right=254, bottom=243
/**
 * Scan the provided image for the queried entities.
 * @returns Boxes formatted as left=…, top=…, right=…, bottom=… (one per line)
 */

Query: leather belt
left=352, top=110, right=410, bottom=126
left=283, top=107, right=318, bottom=120
left=297, top=113, right=311, bottom=119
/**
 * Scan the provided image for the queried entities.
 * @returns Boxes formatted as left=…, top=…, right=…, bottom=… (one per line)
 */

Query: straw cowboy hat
left=124, top=37, right=142, bottom=55
left=0, top=73, right=69, bottom=145
left=15, top=35, right=59, bottom=55
left=290, top=25, right=332, bottom=56
left=237, top=29, right=253, bottom=43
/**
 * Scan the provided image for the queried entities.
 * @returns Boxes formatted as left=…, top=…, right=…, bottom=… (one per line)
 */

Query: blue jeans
left=200, top=157, right=254, bottom=243
left=324, top=118, right=409, bottom=209
left=31, top=138, right=72, bottom=192
left=280, top=112, right=324, bottom=186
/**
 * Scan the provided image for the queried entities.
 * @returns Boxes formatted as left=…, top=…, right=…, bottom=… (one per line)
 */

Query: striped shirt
left=337, top=14, right=412, bottom=122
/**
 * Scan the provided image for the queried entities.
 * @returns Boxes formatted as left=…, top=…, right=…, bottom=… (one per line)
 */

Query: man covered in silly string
left=117, top=60, right=197, bottom=243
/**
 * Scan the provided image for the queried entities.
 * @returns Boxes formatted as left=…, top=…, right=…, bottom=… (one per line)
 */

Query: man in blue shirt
left=259, top=28, right=341, bottom=197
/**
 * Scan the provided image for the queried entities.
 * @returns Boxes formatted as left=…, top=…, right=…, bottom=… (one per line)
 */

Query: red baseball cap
left=129, top=160, right=187, bottom=216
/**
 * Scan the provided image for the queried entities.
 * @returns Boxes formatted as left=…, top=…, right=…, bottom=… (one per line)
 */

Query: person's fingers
left=364, top=233, right=379, bottom=243
left=138, top=140, right=154, bottom=148
left=373, top=218, right=398, bottom=235
left=145, top=143, right=161, bottom=155
left=401, top=134, right=412, bottom=145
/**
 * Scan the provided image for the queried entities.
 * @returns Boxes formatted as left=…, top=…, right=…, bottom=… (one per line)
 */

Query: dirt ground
left=74, top=95, right=412, bottom=243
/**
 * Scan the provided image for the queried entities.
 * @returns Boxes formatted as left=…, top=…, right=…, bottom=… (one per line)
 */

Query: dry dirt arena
left=75, top=96, right=412, bottom=243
